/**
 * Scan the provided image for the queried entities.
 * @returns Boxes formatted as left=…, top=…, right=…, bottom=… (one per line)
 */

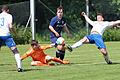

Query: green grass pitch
left=0, top=42, right=120, bottom=80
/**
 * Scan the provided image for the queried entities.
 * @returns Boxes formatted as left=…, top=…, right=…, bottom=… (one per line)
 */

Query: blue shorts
left=86, top=34, right=106, bottom=49
left=0, top=36, right=16, bottom=48
left=50, top=37, right=58, bottom=43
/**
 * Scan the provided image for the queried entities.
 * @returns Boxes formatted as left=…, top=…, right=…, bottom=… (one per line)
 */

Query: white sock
left=15, top=54, right=22, bottom=69
left=71, top=41, right=83, bottom=49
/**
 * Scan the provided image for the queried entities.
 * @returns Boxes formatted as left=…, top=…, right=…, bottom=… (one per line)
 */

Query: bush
left=36, top=33, right=50, bottom=43
left=11, top=25, right=120, bottom=45
left=11, top=24, right=32, bottom=44
left=62, top=28, right=87, bottom=43
left=103, top=28, right=120, bottom=41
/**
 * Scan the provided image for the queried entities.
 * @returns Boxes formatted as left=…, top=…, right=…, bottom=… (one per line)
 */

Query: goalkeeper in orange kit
left=21, top=40, right=70, bottom=66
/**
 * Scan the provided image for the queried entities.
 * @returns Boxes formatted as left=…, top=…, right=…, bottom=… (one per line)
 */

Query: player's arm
left=41, top=44, right=55, bottom=50
left=8, top=15, right=17, bottom=35
left=21, top=49, right=32, bottom=60
left=9, top=24, right=18, bottom=36
left=49, top=25, right=60, bottom=37
left=63, top=23, right=72, bottom=37
left=81, top=12, right=94, bottom=26
left=109, top=20, right=120, bottom=26
left=21, top=54, right=29, bottom=60
left=10, top=27, right=17, bottom=35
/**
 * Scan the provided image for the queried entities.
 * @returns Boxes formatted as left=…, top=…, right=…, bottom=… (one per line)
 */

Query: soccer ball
left=56, top=37, right=65, bottom=45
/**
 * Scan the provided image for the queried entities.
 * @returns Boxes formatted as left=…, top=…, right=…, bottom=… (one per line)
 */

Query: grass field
left=0, top=42, right=120, bottom=80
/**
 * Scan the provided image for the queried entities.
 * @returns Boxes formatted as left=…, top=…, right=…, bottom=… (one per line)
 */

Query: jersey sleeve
left=50, top=17, right=57, bottom=27
left=103, top=21, right=114, bottom=28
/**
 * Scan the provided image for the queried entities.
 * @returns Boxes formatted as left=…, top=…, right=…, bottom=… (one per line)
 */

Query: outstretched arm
left=21, top=49, right=32, bottom=60
left=109, top=20, right=120, bottom=26
left=21, top=54, right=29, bottom=60
left=41, top=44, right=55, bottom=50
left=81, top=12, right=94, bottom=26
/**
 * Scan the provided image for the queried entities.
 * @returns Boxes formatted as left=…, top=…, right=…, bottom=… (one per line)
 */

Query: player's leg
left=56, top=44, right=65, bottom=60
left=56, top=50, right=60, bottom=58
left=50, top=37, right=61, bottom=59
left=46, top=55, right=69, bottom=64
left=99, top=48, right=112, bottom=64
left=94, top=35, right=112, bottom=64
left=52, top=57, right=69, bottom=64
left=5, top=36, right=23, bottom=72
left=68, top=36, right=89, bottom=50
left=31, top=61, right=49, bottom=66
left=56, top=37, right=70, bottom=60
left=57, top=44, right=66, bottom=60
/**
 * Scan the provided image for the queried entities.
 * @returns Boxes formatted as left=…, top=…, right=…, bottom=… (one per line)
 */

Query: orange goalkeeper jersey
left=21, top=45, right=52, bottom=64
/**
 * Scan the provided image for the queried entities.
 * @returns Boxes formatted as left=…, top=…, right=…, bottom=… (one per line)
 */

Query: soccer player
left=68, top=12, right=120, bottom=64
left=21, top=40, right=70, bottom=66
left=0, top=5, right=23, bottom=72
left=49, top=6, right=71, bottom=60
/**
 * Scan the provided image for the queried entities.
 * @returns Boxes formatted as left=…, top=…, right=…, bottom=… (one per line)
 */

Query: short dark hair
left=96, top=12, right=104, bottom=18
left=57, top=6, right=63, bottom=11
left=2, top=5, right=9, bottom=11
left=97, top=13, right=103, bottom=16
left=31, top=40, right=38, bottom=46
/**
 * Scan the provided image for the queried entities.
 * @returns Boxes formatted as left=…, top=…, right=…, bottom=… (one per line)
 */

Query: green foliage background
left=12, top=24, right=120, bottom=44
left=0, top=0, right=120, bottom=44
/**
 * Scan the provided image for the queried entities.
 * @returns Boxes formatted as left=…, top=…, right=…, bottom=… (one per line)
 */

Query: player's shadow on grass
left=9, top=68, right=44, bottom=72
left=23, top=68, right=44, bottom=72
left=110, top=62, right=120, bottom=65
left=0, top=63, right=13, bottom=66
left=69, top=61, right=120, bottom=66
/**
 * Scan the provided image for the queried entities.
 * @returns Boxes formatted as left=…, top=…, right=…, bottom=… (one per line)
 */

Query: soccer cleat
left=66, top=45, right=73, bottom=52
left=104, top=58, right=112, bottom=64
left=107, top=60, right=112, bottom=64
left=17, top=68, right=23, bottom=72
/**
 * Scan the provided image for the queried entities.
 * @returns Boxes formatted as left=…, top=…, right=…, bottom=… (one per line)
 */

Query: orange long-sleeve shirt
left=21, top=45, right=52, bottom=64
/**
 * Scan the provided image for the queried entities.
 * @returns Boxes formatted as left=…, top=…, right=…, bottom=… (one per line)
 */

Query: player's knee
left=57, top=45, right=65, bottom=50
left=80, top=37, right=88, bottom=43
left=31, top=61, right=38, bottom=66
left=31, top=62, right=35, bottom=66
left=11, top=47, right=19, bottom=54
left=100, top=48, right=107, bottom=55
left=46, top=56, right=52, bottom=61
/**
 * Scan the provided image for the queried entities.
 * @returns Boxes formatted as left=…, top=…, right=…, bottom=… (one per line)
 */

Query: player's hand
left=50, top=43, right=56, bottom=47
left=81, top=12, right=86, bottom=16
left=55, top=32, right=60, bottom=37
